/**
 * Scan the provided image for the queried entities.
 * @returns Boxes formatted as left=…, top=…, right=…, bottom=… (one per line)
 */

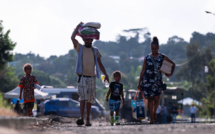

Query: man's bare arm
left=106, top=88, right=111, bottom=102
left=98, top=58, right=109, bottom=82
left=71, top=22, right=83, bottom=49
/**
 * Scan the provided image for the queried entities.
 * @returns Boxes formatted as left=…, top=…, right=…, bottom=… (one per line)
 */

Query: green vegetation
left=0, top=92, right=10, bottom=108
left=0, top=20, right=18, bottom=93
left=0, top=20, right=16, bottom=70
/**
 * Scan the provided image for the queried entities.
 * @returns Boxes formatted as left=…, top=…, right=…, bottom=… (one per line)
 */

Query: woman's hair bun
left=151, top=36, right=159, bottom=46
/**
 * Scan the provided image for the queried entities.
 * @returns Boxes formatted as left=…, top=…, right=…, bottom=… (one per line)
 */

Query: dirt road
left=1, top=116, right=215, bottom=134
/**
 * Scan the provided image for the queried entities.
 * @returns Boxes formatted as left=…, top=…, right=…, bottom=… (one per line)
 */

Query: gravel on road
left=1, top=116, right=215, bottom=134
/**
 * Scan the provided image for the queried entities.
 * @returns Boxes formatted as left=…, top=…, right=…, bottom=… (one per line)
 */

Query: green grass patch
left=0, top=92, right=11, bottom=109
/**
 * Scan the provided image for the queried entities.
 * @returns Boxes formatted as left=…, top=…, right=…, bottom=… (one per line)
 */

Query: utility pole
left=205, top=66, right=209, bottom=121
left=205, top=10, right=215, bottom=119
left=213, top=58, right=215, bottom=120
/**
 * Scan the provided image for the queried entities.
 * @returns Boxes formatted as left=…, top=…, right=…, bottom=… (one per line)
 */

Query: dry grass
left=0, top=107, right=18, bottom=117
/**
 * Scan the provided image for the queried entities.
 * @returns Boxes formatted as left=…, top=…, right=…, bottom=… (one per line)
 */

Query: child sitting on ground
left=106, top=71, right=124, bottom=125
left=19, top=63, right=39, bottom=116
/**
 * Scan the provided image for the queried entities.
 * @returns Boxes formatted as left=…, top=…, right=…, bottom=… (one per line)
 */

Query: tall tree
left=0, top=20, right=18, bottom=92
left=0, top=20, right=16, bottom=70
left=175, top=43, right=213, bottom=100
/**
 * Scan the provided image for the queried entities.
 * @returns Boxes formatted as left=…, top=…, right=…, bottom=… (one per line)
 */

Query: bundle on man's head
left=77, top=22, right=101, bottom=40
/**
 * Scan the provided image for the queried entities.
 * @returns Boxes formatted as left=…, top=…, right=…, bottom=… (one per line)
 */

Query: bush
left=0, top=92, right=11, bottom=109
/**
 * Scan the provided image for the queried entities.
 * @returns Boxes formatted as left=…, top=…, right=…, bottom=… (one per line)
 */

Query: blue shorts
left=109, top=99, right=121, bottom=112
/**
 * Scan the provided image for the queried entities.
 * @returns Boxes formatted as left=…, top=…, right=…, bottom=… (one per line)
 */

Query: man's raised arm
left=71, top=22, right=83, bottom=49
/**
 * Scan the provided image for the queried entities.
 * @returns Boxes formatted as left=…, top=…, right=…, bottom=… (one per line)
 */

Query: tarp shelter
left=3, top=86, right=49, bottom=99
left=12, top=98, right=24, bottom=104
left=178, top=97, right=201, bottom=105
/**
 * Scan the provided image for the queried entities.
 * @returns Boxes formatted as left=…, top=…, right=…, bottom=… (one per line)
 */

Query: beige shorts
left=77, top=76, right=96, bottom=104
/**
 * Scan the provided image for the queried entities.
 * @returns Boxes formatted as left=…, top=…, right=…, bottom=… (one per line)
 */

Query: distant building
left=138, top=56, right=145, bottom=62
left=40, top=86, right=79, bottom=100
left=161, top=87, right=185, bottom=113
left=109, top=55, right=120, bottom=63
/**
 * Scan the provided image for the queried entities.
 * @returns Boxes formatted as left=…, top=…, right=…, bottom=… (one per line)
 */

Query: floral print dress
left=19, top=74, right=38, bottom=103
left=141, top=53, right=165, bottom=97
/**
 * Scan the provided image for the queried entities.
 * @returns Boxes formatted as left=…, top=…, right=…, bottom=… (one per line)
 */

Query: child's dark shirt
left=109, top=82, right=123, bottom=101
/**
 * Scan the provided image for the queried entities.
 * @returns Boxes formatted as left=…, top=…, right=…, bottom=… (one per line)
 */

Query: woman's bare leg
left=153, top=95, right=160, bottom=121
left=148, top=96, right=154, bottom=123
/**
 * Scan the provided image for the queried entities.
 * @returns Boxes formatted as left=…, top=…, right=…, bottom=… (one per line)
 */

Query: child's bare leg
left=115, top=110, right=119, bottom=116
left=30, top=108, right=33, bottom=116
left=24, top=108, right=28, bottom=116
left=110, top=111, right=114, bottom=125
left=27, top=108, right=31, bottom=116
left=110, top=111, right=114, bottom=116
left=115, top=110, right=120, bottom=125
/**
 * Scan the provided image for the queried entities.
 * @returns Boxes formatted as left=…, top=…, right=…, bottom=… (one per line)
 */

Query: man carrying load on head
left=71, top=22, right=109, bottom=126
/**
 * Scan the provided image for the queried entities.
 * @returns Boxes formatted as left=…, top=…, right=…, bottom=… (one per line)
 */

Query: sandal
left=149, top=119, right=154, bottom=124
left=76, top=118, right=84, bottom=126
left=85, top=121, right=92, bottom=126
left=116, top=123, right=120, bottom=125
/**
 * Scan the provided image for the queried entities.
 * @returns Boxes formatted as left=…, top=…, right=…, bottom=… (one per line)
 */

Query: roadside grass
left=0, top=92, right=18, bottom=116
left=0, top=107, right=18, bottom=116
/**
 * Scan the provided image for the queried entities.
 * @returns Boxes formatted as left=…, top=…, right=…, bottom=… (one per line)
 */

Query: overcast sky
left=0, top=0, right=215, bottom=58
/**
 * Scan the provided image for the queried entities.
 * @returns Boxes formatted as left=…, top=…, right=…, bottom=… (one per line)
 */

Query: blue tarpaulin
left=12, top=98, right=24, bottom=104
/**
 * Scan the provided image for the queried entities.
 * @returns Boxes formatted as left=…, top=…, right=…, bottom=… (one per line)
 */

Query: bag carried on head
left=131, top=89, right=146, bottom=120
left=82, top=22, right=101, bottom=29
left=77, top=22, right=101, bottom=40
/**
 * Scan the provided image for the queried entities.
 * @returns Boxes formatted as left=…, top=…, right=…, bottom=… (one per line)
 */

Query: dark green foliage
left=50, top=76, right=67, bottom=88
left=0, top=21, right=16, bottom=70
left=0, top=20, right=18, bottom=92
left=159, top=36, right=188, bottom=62
left=0, top=65, right=19, bottom=92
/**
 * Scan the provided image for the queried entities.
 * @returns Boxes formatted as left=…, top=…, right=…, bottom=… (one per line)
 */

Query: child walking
left=19, top=63, right=39, bottom=116
left=106, top=71, right=124, bottom=125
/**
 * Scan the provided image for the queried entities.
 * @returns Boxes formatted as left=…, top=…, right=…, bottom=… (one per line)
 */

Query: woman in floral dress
left=138, top=36, right=175, bottom=124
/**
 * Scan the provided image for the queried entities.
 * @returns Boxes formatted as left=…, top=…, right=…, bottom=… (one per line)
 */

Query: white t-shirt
left=190, top=106, right=198, bottom=113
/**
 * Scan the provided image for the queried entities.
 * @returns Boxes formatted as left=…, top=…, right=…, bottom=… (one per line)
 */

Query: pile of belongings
left=77, top=22, right=101, bottom=40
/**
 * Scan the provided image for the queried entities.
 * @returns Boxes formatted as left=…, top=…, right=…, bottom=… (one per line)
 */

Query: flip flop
left=85, top=121, right=92, bottom=126
left=76, top=118, right=84, bottom=126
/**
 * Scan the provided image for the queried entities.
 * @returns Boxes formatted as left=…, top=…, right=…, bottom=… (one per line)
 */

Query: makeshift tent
left=12, top=98, right=24, bottom=104
left=3, top=86, right=49, bottom=99
left=178, top=97, right=201, bottom=105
